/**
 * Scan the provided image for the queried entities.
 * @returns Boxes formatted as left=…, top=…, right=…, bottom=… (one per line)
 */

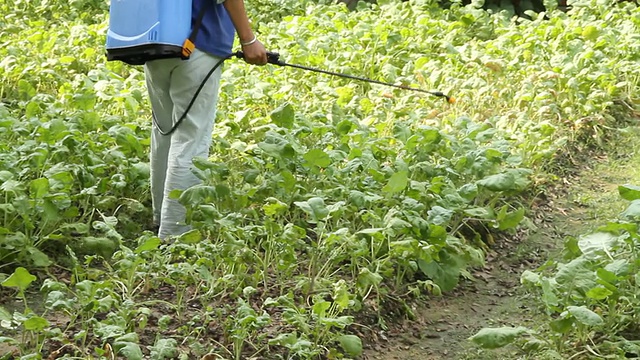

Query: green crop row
left=0, top=0, right=638, bottom=358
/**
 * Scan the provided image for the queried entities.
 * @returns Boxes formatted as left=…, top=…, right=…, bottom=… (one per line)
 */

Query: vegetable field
left=1, top=0, right=639, bottom=359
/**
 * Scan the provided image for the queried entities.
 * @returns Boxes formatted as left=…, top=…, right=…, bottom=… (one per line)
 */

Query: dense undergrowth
left=0, top=0, right=639, bottom=358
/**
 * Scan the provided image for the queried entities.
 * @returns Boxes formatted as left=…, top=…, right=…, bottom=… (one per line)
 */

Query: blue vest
left=193, top=0, right=235, bottom=58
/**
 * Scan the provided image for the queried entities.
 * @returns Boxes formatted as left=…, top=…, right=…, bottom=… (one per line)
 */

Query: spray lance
left=154, top=51, right=455, bottom=136
left=242, top=51, right=454, bottom=102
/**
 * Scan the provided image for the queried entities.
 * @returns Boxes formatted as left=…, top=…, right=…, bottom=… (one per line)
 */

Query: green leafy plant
left=0, top=0, right=638, bottom=358
left=471, top=184, right=640, bottom=358
left=1, top=267, right=51, bottom=354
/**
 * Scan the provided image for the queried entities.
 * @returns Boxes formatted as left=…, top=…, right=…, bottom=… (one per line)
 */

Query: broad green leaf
left=477, top=172, right=516, bottom=192
left=150, top=338, right=178, bottom=360
left=582, top=25, right=599, bottom=41
left=464, top=207, right=493, bottom=219
left=27, top=246, right=51, bottom=267
left=48, top=171, right=74, bottom=192
left=59, top=55, right=76, bottom=64
left=418, top=252, right=463, bottom=292
left=419, top=128, right=441, bottom=145
left=382, top=171, right=408, bottom=194
left=596, top=268, right=618, bottom=284
left=29, top=178, right=49, bottom=199
left=23, top=316, right=49, bottom=331
left=321, top=316, right=353, bottom=328
left=312, top=300, right=331, bottom=317
left=618, top=184, right=640, bottom=201
left=268, top=332, right=298, bottom=346
left=80, top=237, right=118, bottom=258
left=414, top=56, right=430, bottom=70
left=168, top=189, right=183, bottom=200
left=336, top=120, right=354, bottom=135
left=540, top=278, right=559, bottom=307
left=603, top=259, right=629, bottom=279
left=280, top=170, right=296, bottom=191
left=243, top=168, right=260, bottom=183
left=484, top=148, right=504, bottom=161
left=616, top=339, right=640, bottom=357
left=58, top=222, right=90, bottom=234
left=586, top=287, right=613, bottom=300
left=554, top=258, right=597, bottom=294
left=2, top=267, right=36, bottom=292
left=393, top=123, right=412, bottom=142
left=98, top=295, right=116, bottom=312
left=115, top=341, right=143, bottom=360
left=458, top=183, right=478, bottom=200
left=282, top=224, right=306, bottom=242
left=566, top=306, right=604, bottom=326
left=263, top=198, right=289, bottom=217
left=303, top=149, right=331, bottom=168
left=257, top=141, right=295, bottom=159
left=497, top=207, right=525, bottom=230
left=520, top=270, right=540, bottom=285
left=357, top=268, right=383, bottom=288
left=294, top=197, right=329, bottom=223
left=621, top=200, right=640, bottom=220
left=336, top=86, right=355, bottom=105
left=45, top=291, right=73, bottom=311
left=116, top=333, right=140, bottom=343
left=427, top=206, right=453, bottom=226
left=177, top=230, right=202, bottom=244
left=477, top=169, right=530, bottom=192
left=598, top=222, right=637, bottom=234
left=428, top=225, right=448, bottom=244
left=386, top=216, right=412, bottom=230
left=179, top=185, right=217, bottom=204
left=270, top=102, right=295, bottom=129
left=549, top=317, right=574, bottom=334
left=135, top=237, right=161, bottom=253
left=123, top=198, right=145, bottom=213
left=333, top=280, right=350, bottom=310
left=337, top=334, right=363, bottom=357
left=0, top=337, right=18, bottom=344
left=578, top=232, right=619, bottom=257
left=325, top=201, right=346, bottom=215
left=469, top=327, right=529, bottom=349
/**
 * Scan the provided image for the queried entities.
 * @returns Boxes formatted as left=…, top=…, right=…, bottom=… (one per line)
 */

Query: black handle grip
left=233, top=51, right=282, bottom=65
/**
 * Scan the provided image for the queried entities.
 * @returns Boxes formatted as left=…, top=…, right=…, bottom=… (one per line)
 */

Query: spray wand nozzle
left=234, top=51, right=454, bottom=104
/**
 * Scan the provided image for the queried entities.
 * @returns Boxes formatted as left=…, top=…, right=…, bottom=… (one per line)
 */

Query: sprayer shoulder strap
left=182, top=1, right=214, bottom=58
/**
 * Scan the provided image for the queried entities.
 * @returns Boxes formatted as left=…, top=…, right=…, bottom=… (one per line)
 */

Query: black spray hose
left=154, top=51, right=453, bottom=136
left=234, top=51, right=454, bottom=104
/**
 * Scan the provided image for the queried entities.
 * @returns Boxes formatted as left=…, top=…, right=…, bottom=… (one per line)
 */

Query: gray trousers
left=144, top=49, right=223, bottom=239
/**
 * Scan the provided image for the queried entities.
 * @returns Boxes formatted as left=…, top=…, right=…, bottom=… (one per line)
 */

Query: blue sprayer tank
left=106, top=0, right=192, bottom=65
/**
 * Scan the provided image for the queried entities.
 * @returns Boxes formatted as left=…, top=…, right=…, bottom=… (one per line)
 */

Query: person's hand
left=241, top=38, right=267, bottom=65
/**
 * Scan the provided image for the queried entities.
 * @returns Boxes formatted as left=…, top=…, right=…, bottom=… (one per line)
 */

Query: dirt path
left=364, top=130, right=640, bottom=360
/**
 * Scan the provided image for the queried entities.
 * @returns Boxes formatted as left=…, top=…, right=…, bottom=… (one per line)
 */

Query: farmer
left=144, top=0, right=267, bottom=239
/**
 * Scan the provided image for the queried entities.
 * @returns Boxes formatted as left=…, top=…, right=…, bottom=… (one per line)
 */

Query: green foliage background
left=0, top=0, right=639, bottom=358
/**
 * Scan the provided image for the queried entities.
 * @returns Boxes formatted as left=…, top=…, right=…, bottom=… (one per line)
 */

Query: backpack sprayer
left=105, top=0, right=454, bottom=135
